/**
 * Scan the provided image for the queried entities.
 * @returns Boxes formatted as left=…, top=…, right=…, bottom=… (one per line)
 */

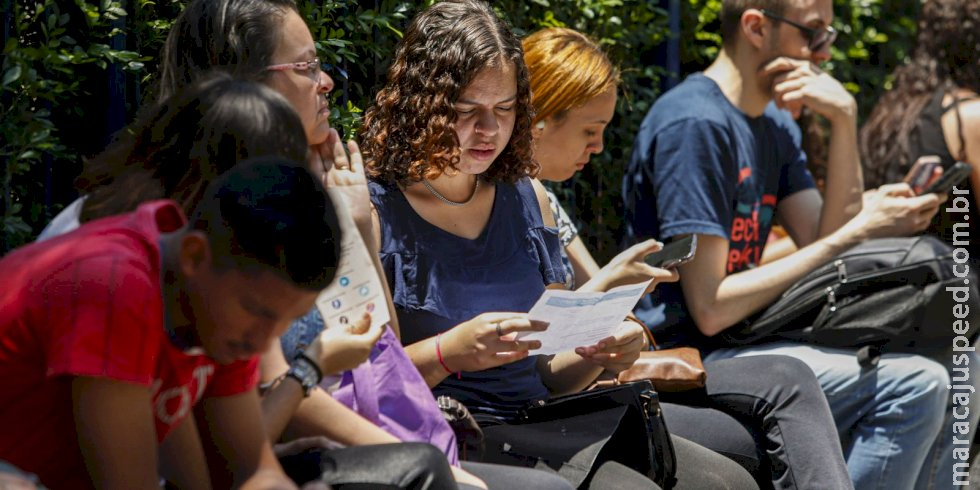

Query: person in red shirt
left=0, top=157, right=341, bottom=490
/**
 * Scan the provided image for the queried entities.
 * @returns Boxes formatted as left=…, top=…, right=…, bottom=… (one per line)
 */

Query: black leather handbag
left=470, top=380, right=676, bottom=489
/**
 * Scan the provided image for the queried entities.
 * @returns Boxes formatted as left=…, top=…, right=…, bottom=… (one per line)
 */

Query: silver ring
left=495, top=322, right=503, bottom=338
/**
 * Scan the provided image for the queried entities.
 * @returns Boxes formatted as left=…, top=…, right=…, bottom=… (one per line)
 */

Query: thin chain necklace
left=421, top=177, right=480, bottom=206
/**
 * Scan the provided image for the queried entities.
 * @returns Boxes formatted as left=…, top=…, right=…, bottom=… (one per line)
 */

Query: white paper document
left=314, top=189, right=391, bottom=331
left=517, top=280, right=653, bottom=355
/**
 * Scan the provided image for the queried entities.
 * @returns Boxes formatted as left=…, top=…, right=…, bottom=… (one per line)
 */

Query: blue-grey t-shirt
left=623, top=73, right=815, bottom=351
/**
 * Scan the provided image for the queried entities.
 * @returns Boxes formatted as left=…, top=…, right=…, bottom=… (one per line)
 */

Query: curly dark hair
left=360, top=0, right=536, bottom=186
left=860, top=0, right=980, bottom=188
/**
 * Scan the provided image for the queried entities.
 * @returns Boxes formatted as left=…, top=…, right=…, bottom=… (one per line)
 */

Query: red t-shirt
left=0, top=201, right=259, bottom=489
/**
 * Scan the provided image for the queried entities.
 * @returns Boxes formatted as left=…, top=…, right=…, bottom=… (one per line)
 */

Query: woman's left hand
left=574, top=320, right=645, bottom=374
left=310, top=128, right=373, bottom=239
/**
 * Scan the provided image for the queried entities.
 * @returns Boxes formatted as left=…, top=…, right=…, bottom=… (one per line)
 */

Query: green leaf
left=17, top=150, right=39, bottom=161
left=2, top=65, right=22, bottom=87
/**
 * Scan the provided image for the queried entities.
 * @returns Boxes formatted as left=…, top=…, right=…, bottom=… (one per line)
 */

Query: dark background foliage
left=1, top=0, right=919, bottom=258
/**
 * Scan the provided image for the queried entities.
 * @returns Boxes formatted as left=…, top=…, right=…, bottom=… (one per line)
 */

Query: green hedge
left=1, top=0, right=918, bottom=258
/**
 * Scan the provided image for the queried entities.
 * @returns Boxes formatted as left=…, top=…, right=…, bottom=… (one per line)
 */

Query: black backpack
left=720, top=236, right=979, bottom=366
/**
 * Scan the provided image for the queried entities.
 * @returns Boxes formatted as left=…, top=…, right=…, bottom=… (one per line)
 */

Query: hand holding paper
left=517, top=280, right=653, bottom=355
left=314, top=189, right=391, bottom=332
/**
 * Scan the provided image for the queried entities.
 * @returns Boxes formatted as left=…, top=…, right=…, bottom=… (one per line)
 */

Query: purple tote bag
left=332, top=326, right=459, bottom=465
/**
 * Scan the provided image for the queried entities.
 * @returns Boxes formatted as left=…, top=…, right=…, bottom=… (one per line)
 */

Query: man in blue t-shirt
left=623, top=0, right=963, bottom=488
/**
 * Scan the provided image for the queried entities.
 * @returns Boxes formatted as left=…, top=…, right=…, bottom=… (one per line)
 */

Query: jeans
left=708, top=342, right=949, bottom=490
left=915, top=349, right=979, bottom=490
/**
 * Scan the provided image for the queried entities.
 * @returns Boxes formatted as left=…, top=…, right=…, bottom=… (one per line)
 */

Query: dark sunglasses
left=760, top=9, right=838, bottom=53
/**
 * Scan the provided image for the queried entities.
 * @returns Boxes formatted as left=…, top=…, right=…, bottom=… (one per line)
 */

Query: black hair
left=77, top=71, right=309, bottom=223
left=190, top=156, right=341, bottom=291
left=157, top=0, right=299, bottom=102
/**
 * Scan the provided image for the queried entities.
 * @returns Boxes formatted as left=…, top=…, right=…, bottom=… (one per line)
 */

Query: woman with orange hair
left=524, top=27, right=853, bottom=490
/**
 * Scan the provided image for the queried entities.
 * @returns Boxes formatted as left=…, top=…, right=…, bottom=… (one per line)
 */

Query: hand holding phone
left=921, top=161, right=972, bottom=195
left=644, top=235, right=697, bottom=269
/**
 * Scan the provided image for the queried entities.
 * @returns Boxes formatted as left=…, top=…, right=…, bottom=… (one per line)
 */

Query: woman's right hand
left=440, top=313, right=548, bottom=372
left=303, top=313, right=384, bottom=375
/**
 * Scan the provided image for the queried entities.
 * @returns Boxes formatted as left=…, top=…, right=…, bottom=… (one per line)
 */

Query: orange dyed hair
left=523, top=28, right=619, bottom=125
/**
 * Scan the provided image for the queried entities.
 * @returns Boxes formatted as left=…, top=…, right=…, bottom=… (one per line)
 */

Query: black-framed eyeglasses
left=265, top=58, right=349, bottom=82
left=760, top=9, right=838, bottom=53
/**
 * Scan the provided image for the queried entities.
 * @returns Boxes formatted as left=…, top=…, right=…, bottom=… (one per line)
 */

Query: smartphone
left=921, top=161, right=973, bottom=195
left=903, top=156, right=942, bottom=194
left=644, top=235, right=697, bottom=269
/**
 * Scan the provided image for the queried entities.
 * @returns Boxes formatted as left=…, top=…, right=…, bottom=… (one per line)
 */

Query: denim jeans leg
left=915, top=349, right=980, bottom=490
left=708, top=342, right=948, bottom=490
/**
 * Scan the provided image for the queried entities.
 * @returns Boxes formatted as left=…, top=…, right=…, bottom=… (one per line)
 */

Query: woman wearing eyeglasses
left=39, top=0, right=349, bottom=240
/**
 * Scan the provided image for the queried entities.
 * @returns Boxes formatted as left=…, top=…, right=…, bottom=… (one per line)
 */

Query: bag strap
left=626, top=313, right=657, bottom=350
left=856, top=345, right=884, bottom=368
left=954, top=93, right=969, bottom=162
left=833, top=263, right=937, bottom=298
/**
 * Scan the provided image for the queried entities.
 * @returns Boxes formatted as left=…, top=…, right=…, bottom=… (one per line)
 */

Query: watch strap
left=286, top=353, right=323, bottom=397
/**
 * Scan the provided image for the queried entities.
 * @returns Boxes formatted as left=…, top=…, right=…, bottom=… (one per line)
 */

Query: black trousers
left=660, top=355, right=852, bottom=490
left=280, top=443, right=457, bottom=489
left=281, top=442, right=574, bottom=490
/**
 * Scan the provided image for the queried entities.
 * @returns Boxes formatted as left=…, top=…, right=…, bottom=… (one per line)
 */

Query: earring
left=535, top=120, right=546, bottom=130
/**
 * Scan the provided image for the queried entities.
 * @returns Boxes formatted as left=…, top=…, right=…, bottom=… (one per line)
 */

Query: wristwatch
left=285, top=353, right=323, bottom=397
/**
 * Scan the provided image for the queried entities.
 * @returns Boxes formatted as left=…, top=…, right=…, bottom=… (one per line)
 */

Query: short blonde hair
left=523, top=28, right=619, bottom=125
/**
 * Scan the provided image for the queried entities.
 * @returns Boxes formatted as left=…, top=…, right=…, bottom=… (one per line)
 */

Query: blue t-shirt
left=623, top=73, right=815, bottom=351
left=369, top=178, right=566, bottom=411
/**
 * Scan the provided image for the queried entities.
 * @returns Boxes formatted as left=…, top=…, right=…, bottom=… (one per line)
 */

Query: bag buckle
left=835, top=259, right=847, bottom=283
left=826, top=286, right=837, bottom=312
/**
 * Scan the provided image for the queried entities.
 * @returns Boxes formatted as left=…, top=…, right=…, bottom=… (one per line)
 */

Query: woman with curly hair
left=860, top=0, right=980, bottom=255
left=361, top=1, right=758, bottom=488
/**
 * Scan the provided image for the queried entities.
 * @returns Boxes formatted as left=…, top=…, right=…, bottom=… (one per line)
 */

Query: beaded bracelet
left=436, top=333, right=461, bottom=379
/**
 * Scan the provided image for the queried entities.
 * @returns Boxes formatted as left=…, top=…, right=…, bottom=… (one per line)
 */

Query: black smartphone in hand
left=644, top=235, right=697, bottom=269
left=921, top=161, right=973, bottom=195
